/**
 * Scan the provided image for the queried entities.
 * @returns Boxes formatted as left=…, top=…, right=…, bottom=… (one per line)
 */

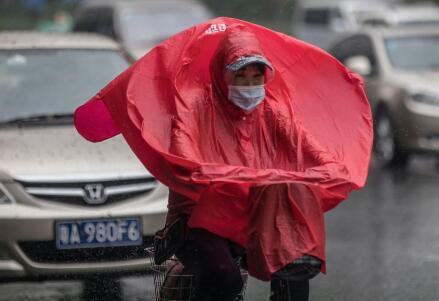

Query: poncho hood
left=210, top=23, right=270, bottom=101
left=74, top=17, right=373, bottom=281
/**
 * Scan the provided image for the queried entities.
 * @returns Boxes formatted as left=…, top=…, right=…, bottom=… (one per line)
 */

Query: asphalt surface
left=1, top=156, right=439, bottom=300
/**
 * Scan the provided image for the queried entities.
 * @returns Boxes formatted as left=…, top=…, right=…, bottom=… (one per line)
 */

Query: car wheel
left=374, top=108, right=409, bottom=168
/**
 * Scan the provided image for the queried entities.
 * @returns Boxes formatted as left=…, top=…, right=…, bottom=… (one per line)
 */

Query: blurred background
left=5, top=0, right=294, bottom=32
left=1, top=0, right=439, bottom=301
left=1, top=0, right=296, bottom=33
left=1, top=0, right=438, bottom=33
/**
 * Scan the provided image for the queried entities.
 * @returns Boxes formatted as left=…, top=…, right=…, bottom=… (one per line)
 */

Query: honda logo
left=83, top=184, right=107, bottom=204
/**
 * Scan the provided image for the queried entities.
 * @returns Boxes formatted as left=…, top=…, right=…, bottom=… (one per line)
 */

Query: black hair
left=253, top=63, right=267, bottom=74
left=236, top=63, right=266, bottom=74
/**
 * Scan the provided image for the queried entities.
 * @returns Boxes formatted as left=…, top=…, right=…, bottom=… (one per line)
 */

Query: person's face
left=230, top=64, right=265, bottom=86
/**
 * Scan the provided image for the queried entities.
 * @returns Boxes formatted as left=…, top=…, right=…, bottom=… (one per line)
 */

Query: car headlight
left=411, top=93, right=439, bottom=106
left=0, top=186, right=13, bottom=204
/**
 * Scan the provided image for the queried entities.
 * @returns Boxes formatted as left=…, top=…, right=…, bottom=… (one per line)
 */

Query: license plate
left=55, top=217, right=142, bottom=249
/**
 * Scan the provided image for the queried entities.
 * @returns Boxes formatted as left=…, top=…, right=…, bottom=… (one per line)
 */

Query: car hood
left=0, top=124, right=149, bottom=181
left=391, top=70, right=439, bottom=95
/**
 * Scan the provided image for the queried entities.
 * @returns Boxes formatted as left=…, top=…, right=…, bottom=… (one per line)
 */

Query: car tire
left=373, top=108, right=410, bottom=168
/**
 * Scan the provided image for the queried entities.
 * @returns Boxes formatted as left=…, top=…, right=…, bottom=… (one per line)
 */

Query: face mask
left=228, top=85, right=265, bottom=112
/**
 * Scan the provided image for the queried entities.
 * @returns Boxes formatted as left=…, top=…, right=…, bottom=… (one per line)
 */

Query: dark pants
left=176, top=228, right=244, bottom=301
left=176, top=228, right=311, bottom=301
left=270, top=278, right=309, bottom=301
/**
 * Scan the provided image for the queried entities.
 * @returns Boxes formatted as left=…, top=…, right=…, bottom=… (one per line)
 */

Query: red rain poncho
left=74, top=17, right=373, bottom=281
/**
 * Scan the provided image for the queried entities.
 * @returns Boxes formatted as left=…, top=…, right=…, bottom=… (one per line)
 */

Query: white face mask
left=228, top=85, right=265, bottom=112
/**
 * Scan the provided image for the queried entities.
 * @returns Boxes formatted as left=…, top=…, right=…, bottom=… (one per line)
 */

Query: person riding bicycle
left=164, top=27, right=323, bottom=300
left=74, top=17, right=373, bottom=301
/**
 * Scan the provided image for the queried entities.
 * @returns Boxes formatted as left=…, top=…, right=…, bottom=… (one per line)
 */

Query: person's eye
left=234, top=76, right=246, bottom=82
left=235, top=79, right=249, bottom=84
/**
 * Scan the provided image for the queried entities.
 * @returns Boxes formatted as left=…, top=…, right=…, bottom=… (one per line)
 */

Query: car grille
left=18, top=236, right=154, bottom=264
left=17, top=177, right=158, bottom=206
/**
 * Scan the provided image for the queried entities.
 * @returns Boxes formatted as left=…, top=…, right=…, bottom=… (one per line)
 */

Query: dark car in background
left=329, top=26, right=439, bottom=167
left=72, top=0, right=214, bottom=58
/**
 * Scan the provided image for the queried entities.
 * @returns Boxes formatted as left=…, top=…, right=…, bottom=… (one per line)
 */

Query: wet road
left=1, top=156, right=439, bottom=300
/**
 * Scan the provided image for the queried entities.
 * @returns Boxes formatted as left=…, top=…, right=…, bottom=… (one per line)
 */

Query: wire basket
left=145, top=247, right=248, bottom=301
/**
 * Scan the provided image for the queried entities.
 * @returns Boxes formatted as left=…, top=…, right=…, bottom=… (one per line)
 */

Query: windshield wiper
left=0, top=113, right=74, bottom=127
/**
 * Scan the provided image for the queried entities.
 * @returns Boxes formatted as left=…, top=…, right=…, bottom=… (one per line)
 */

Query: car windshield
left=0, top=49, right=129, bottom=123
left=118, top=5, right=211, bottom=45
left=385, top=35, right=439, bottom=70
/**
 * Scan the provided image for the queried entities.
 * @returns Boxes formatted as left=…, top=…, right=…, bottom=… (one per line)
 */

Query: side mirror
left=344, top=55, right=372, bottom=77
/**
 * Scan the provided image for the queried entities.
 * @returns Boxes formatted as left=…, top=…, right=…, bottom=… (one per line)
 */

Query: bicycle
left=145, top=246, right=248, bottom=301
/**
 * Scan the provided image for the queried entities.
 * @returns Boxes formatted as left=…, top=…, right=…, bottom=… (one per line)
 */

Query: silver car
left=0, top=32, right=167, bottom=281
left=292, top=0, right=390, bottom=49
left=73, top=0, right=214, bottom=58
left=361, top=4, right=439, bottom=27
left=293, top=1, right=439, bottom=50
left=329, top=26, right=439, bottom=167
